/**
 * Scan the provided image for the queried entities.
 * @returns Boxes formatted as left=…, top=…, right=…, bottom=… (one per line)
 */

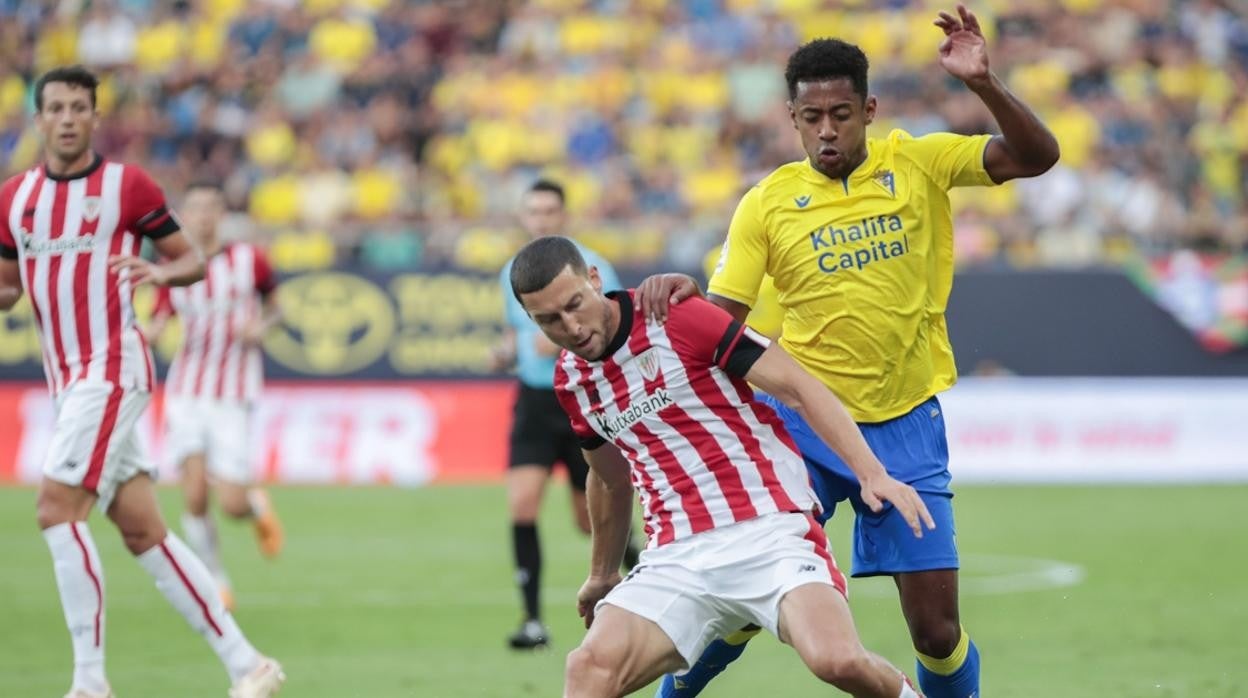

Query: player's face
left=181, top=188, right=225, bottom=248
left=521, top=265, right=611, bottom=360
left=36, top=82, right=98, bottom=164
left=520, top=191, right=566, bottom=238
left=788, top=78, right=876, bottom=180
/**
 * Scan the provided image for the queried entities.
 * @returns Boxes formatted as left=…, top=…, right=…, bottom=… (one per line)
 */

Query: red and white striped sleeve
left=122, top=167, right=180, bottom=239
left=663, top=297, right=769, bottom=378
left=0, top=178, right=17, bottom=260
left=554, top=358, right=606, bottom=450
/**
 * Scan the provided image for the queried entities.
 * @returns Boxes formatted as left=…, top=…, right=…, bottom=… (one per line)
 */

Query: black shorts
left=508, top=384, right=590, bottom=492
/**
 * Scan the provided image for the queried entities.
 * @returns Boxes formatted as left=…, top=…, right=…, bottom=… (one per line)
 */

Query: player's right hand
left=577, top=573, right=621, bottom=628
left=859, top=476, right=937, bottom=538
left=635, top=273, right=702, bottom=325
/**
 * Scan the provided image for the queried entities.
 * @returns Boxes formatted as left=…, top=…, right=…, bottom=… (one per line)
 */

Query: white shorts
left=43, top=382, right=154, bottom=513
left=599, top=511, right=848, bottom=669
left=165, top=397, right=254, bottom=484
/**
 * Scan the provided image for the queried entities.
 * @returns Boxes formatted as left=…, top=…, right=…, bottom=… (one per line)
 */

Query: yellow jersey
left=701, top=247, right=783, bottom=339
left=708, top=129, right=995, bottom=422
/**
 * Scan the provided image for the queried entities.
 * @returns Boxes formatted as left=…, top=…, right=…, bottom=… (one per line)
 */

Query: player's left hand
left=108, top=255, right=168, bottom=286
left=635, top=273, right=702, bottom=325
left=577, top=573, right=621, bottom=628
left=934, top=4, right=990, bottom=88
left=859, top=475, right=937, bottom=538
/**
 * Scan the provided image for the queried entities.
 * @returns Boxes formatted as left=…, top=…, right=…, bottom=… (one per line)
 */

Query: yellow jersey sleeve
left=707, top=185, right=768, bottom=308
left=899, top=131, right=996, bottom=190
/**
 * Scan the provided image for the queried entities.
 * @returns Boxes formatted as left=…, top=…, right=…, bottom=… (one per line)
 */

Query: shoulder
left=752, top=161, right=809, bottom=199
left=0, top=167, right=38, bottom=201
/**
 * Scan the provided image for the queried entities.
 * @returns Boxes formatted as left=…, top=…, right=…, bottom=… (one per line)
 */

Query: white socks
left=181, top=513, right=231, bottom=589
left=43, top=522, right=109, bottom=694
left=899, top=675, right=922, bottom=698
left=136, top=533, right=259, bottom=682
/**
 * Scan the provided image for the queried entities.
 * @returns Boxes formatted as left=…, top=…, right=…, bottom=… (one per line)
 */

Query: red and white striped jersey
left=0, top=155, right=180, bottom=397
left=155, top=243, right=275, bottom=404
left=555, top=291, right=817, bottom=549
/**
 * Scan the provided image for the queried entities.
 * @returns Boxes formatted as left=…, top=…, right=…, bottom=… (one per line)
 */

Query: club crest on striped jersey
left=82, top=196, right=102, bottom=222
left=634, top=348, right=661, bottom=382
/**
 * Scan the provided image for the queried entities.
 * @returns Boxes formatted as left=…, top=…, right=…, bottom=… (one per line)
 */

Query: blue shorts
left=760, top=394, right=959, bottom=578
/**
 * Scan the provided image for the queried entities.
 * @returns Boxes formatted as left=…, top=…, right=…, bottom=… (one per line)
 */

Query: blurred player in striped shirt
left=0, top=66, right=283, bottom=698
left=510, top=236, right=931, bottom=698
left=149, top=180, right=285, bottom=612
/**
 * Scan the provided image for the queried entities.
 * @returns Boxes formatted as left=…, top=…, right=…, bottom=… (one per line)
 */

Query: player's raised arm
left=935, top=4, right=1059, bottom=182
left=577, top=445, right=634, bottom=627
left=745, top=342, right=936, bottom=537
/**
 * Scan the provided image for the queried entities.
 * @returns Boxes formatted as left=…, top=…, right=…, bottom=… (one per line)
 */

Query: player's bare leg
left=564, top=605, right=685, bottom=698
left=108, top=474, right=284, bottom=694
left=180, top=453, right=235, bottom=610
left=507, top=464, right=551, bottom=648
left=216, top=481, right=284, bottom=559
left=37, top=479, right=112, bottom=697
left=896, top=569, right=977, bottom=696
left=778, top=583, right=920, bottom=697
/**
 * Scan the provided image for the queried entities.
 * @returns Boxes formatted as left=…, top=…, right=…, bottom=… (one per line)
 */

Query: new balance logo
left=794, top=195, right=812, bottom=208
left=799, top=563, right=817, bottom=573
left=59, top=459, right=80, bottom=472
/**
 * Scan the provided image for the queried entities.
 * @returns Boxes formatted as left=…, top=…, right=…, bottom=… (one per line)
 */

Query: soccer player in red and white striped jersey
left=0, top=66, right=283, bottom=698
left=509, top=237, right=932, bottom=698
left=149, top=181, right=285, bottom=612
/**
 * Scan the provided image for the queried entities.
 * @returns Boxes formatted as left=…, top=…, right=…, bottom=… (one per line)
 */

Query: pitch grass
left=1, top=484, right=1245, bottom=697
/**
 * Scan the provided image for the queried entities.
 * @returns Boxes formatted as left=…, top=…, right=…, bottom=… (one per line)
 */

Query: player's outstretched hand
left=634, top=273, right=702, bottom=325
left=108, top=255, right=167, bottom=286
left=934, top=4, right=990, bottom=87
left=859, top=476, right=937, bottom=538
left=577, top=573, right=622, bottom=628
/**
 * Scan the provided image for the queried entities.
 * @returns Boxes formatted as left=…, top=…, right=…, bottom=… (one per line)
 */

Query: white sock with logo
left=181, top=512, right=230, bottom=589
left=43, top=522, right=109, bottom=694
left=136, top=533, right=259, bottom=682
left=898, top=674, right=922, bottom=698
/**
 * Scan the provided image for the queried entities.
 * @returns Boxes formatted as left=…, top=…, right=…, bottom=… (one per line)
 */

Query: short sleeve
left=898, top=130, right=995, bottom=190
left=707, top=185, right=768, bottom=308
left=123, top=167, right=181, bottom=239
left=0, top=183, right=16, bottom=259
left=252, top=247, right=277, bottom=296
left=663, top=296, right=769, bottom=377
left=554, top=362, right=606, bottom=450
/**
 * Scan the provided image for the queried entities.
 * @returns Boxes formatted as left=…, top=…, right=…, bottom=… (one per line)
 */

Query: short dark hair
left=34, top=66, right=99, bottom=111
left=527, top=178, right=565, bottom=205
left=509, top=236, right=587, bottom=302
left=784, top=39, right=869, bottom=101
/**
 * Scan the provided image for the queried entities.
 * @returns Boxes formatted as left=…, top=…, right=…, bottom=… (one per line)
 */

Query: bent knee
left=564, top=646, right=620, bottom=696
left=36, top=488, right=86, bottom=530
left=913, top=620, right=962, bottom=659
left=117, top=522, right=167, bottom=555
left=809, top=649, right=875, bottom=687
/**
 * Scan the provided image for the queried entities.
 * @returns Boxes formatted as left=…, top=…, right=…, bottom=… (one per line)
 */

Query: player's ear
left=588, top=265, right=602, bottom=292
left=786, top=100, right=798, bottom=130
left=863, top=95, right=877, bottom=125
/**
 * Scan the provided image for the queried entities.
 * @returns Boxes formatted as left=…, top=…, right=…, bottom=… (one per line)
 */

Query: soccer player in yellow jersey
left=640, top=7, right=1059, bottom=698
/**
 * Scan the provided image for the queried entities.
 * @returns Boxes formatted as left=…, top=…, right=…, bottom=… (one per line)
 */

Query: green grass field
left=1, top=484, right=1245, bottom=697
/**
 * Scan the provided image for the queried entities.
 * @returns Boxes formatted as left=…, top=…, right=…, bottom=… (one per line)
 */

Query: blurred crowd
left=1, top=0, right=1246, bottom=274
